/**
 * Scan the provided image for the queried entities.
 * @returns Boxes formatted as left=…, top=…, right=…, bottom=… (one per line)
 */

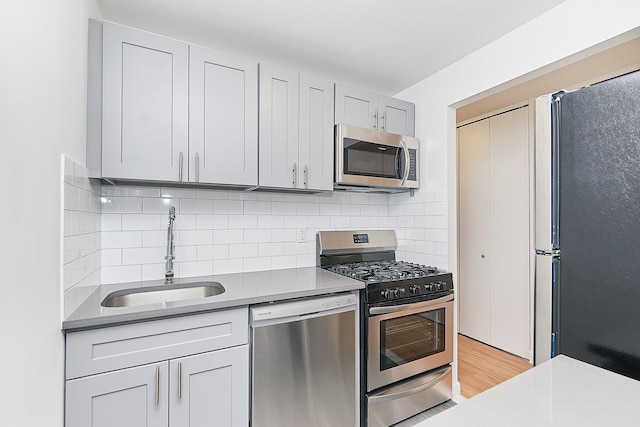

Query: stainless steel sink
left=101, top=282, right=225, bottom=308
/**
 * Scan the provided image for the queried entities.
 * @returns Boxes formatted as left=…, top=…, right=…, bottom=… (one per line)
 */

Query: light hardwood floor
left=457, top=334, right=532, bottom=398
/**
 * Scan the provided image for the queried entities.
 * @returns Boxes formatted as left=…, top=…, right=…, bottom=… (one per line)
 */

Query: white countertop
left=63, top=267, right=363, bottom=331
left=417, top=355, right=640, bottom=427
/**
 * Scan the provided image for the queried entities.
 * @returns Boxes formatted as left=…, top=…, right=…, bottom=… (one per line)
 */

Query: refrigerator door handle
left=535, top=249, right=561, bottom=257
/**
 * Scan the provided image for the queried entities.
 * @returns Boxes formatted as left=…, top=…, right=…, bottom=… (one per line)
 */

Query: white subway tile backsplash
left=244, top=257, right=271, bottom=272
left=330, top=216, right=351, bottom=228
left=102, top=231, right=142, bottom=248
left=180, top=229, right=213, bottom=246
left=63, top=157, right=447, bottom=292
left=229, top=243, right=258, bottom=258
left=197, top=245, right=229, bottom=260
left=272, top=202, right=297, bottom=215
left=122, top=214, right=162, bottom=231
left=213, top=259, right=244, bottom=275
left=271, top=229, right=296, bottom=242
left=258, top=242, right=284, bottom=257
left=143, top=198, right=180, bottom=214
left=174, top=214, right=197, bottom=230
left=297, top=203, right=320, bottom=216
left=244, top=200, right=272, bottom=215
left=175, top=245, right=197, bottom=262
left=122, top=247, right=163, bottom=265
left=258, top=215, right=284, bottom=229
left=180, top=199, right=214, bottom=214
left=214, top=229, right=244, bottom=244
left=244, top=229, right=272, bottom=243
left=213, top=200, right=246, bottom=215
left=102, top=265, right=142, bottom=284
left=142, top=263, right=166, bottom=281
left=142, top=230, right=172, bottom=247
left=101, top=249, right=122, bottom=266
left=284, top=242, right=309, bottom=256
left=228, top=214, right=257, bottom=229
left=179, top=260, right=213, bottom=277
left=101, top=213, right=122, bottom=231
left=101, top=196, right=143, bottom=213
left=271, top=255, right=297, bottom=270
left=296, top=254, right=315, bottom=268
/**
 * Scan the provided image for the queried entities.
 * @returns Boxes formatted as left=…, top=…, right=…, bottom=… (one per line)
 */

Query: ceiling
left=97, top=0, right=566, bottom=95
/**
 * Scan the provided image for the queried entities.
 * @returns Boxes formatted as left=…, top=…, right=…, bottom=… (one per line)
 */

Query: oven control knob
left=436, top=282, right=444, bottom=291
left=409, top=285, right=419, bottom=294
left=393, top=288, right=403, bottom=298
left=425, top=283, right=435, bottom=292
left=380, top=289, right=391, bottom=299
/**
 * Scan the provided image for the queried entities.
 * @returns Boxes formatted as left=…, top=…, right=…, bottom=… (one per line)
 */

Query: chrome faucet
left=165, top=206, right=176, bottom=283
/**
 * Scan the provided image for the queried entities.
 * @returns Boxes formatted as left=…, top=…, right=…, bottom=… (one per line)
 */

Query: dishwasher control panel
left=251, top=293, right=356, bottom=323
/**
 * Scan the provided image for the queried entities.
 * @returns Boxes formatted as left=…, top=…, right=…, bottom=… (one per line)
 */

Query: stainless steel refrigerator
left=534, top=70, right=640, bottom=378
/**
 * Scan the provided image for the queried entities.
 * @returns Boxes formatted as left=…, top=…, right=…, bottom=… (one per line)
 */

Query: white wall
left=395, top=0, right=640, bottom=395
left=0, top=1, right=101, bottom=426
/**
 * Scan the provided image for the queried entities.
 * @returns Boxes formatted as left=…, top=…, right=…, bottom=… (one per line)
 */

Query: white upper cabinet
left=102, top=22, right=189, bottom=182
left=377, top=94, right=416, bottom=136
left=259, top=64, right=300, bottom=189
left=189, top=45, right=258, bottom=186
left=259, top=65, right=334, bottom=191
left=335, top=84, right=415, bottom=136
left=298, top=74, right=334, bottom=191
left=100, top=22, right=258, bottom=187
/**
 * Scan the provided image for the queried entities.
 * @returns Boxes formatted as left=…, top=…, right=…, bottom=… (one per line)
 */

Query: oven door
left=367, top=294, right=453, bottom=391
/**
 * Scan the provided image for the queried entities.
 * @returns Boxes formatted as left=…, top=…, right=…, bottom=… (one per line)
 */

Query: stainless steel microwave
left=335, top=124, right=419, bottom=191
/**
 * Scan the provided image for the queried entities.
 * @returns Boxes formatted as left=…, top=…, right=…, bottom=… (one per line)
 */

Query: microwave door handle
left=399, top=140, right=410, bottom=185
left=394, top=145, right=402, bottom=179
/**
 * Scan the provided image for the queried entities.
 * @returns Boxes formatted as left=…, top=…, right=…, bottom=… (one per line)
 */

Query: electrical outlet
left=297, top=229, right=307, bottom=243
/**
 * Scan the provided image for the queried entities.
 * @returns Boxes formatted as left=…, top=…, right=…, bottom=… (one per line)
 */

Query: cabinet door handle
left=179, top=152, right=184, bottom=182
left=155, top=366, right=160, bottom=406
left=292, top=163, right=297, bottom=188
left=303, top=165, right=308, bottom=189
left=178, top=362, right=182, bottom=400
left=195, top=153, right=200, bottom=183
left=380, top=113, right=386, bottom=131
left=373, top=111, right=378, bottom=129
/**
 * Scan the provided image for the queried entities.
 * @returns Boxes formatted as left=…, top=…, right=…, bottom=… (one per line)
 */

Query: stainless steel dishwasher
left=251, top=292, right=357, bottom=427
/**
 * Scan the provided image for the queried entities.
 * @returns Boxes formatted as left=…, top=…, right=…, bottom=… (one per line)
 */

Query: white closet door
left=458, top=120, right=492, bottom=345
left=489, top=107, right=530, bottom=359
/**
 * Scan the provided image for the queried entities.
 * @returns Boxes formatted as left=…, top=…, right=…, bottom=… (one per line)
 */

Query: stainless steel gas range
left=318, top=230, right=454, bottom=427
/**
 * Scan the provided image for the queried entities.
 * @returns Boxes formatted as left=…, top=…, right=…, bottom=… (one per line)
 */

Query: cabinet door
left=458, top=120, right=492, bottom=345
left=66, top=362, right=168, bottom=427
left=102, top=22, right=188, bottom=182
left=189, top=46, right=258, bottom=186
left=259, top=64, right=299, bottom=188
left=489, top=107, right=530, bottom=359
left=299, top=74, right=334, bottom=191
left=170, top=346, right=249, bottom=427
left=334, top=84, right=378, bottom=129
left=378, top=95, right=415, bottom=136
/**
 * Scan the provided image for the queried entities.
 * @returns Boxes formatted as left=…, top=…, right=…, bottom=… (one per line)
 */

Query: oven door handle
left=368, top=365, right=452, bottom=404
left=369, top=294, right=454, bottom=315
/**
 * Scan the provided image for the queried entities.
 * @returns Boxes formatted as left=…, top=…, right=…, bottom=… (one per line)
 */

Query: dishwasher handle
left=251, top=293, right=356, bottom=328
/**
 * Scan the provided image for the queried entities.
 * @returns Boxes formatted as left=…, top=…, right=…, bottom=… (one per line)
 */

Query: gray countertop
left=63, top=267, right=363, bottom=331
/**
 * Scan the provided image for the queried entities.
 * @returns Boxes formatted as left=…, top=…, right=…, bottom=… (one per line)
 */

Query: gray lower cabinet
left=65, top=308, right=249, bottom=427
left=66, top=362, right=168, bottom=427
left=170, top=346, right=249, bottom=426
left=334, top=84, right=415, bottom=136
left=259, top=64, right=334, bottom=191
